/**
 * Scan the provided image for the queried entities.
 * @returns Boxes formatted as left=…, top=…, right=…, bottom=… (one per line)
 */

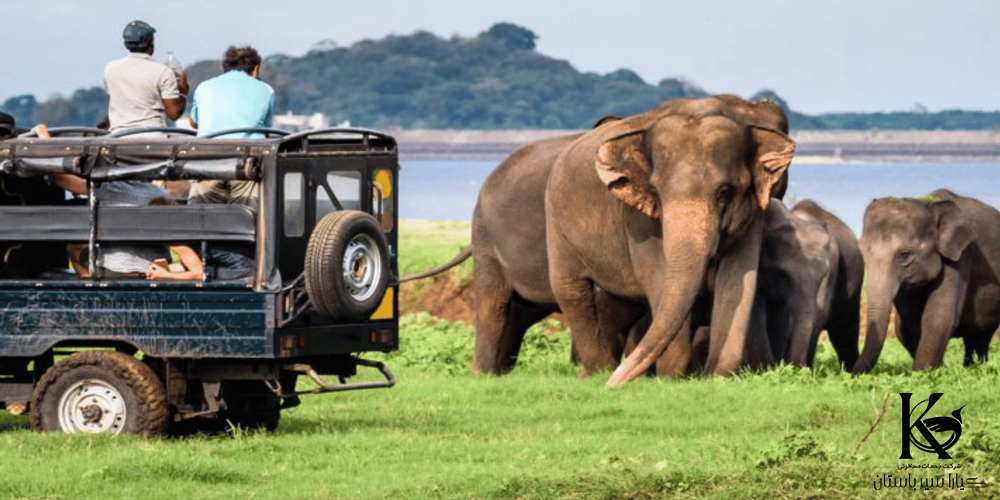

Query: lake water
left=399, top=159, right=1000, bottom=235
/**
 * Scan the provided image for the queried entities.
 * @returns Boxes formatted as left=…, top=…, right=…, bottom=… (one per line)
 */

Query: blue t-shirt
left=190, top=70, right=275, bottom=138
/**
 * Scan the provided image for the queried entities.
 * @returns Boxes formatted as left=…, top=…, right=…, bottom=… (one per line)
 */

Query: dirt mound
left=400, top=274, right=475, bottom=324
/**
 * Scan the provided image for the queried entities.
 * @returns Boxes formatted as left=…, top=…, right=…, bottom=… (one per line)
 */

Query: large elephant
left=468, top=132, right=649, bottom=373
left=853, top=189, right=1000, bottom=373
left=407, top=96, right=791, bottom=377
left=545, top=97, right=796, bottom=386
left=754, top=199, right=863, bottom=368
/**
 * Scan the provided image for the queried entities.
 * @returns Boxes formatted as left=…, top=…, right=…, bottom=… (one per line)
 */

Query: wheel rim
left=342, top=233, right=382, bottom=302
left=57, top=379, right=127, bottom=434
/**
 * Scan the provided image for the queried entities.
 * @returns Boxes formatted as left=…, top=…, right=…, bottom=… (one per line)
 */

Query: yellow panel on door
left=370, top=288, right=394, bottom=320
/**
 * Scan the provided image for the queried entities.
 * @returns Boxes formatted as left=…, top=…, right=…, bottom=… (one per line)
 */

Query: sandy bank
left=393, top=129, right=1000, bottom=161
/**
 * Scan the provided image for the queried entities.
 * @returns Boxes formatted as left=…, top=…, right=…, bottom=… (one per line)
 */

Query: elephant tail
left=399, top=247, right=473, bottom=283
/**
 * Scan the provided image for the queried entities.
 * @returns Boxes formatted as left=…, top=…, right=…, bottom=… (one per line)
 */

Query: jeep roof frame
left=0, top=126, right=398, bottom=290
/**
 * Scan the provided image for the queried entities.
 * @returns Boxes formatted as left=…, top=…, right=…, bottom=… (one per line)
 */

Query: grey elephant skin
left=755, top=199, right=863, bottom=368
left=471, top=132, right=580, bottom=373
left=545, top=97, right=796, bottom=386
left=630, top=198, right=863, bottom=375
left=467, top=96, right=792, bottom=378
left=855, top=189, right=1000, bottom=373
left=470, top=133, right=649, bottom=373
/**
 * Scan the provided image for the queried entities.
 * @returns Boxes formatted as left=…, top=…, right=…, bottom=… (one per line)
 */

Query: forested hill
left=4, top=23, right=1000, bottom=131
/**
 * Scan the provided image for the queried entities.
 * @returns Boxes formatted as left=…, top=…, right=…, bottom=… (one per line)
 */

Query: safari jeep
left=0, top=126, right=398, bottom=434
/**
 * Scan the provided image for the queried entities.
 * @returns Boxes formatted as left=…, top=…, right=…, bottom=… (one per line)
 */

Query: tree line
left=4, top=23, right=999, bottom=132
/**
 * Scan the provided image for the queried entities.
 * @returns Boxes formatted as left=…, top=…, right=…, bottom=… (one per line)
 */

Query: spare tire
left=305, top=210, right=390, bottom=320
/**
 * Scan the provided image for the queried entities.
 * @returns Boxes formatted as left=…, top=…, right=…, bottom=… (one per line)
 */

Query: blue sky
left=3, top=0, right=997, bottom=114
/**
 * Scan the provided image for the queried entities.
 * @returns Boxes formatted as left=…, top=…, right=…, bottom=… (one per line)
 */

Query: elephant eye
left=897, top=249, right=915, bottom=265
left=716, top=185, right=734, bottom=206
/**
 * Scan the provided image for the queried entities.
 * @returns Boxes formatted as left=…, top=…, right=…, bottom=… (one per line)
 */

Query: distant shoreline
left=394, top=129, right=1000, bottom=162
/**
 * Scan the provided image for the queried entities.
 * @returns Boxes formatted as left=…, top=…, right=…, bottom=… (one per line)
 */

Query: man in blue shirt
left=189, top=45, right=275, bottom=139
left=188, top=45, right=275, bottom=280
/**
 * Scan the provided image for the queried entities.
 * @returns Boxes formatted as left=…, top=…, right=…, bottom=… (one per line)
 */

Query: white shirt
left=104, top=53, right=180, bottom=131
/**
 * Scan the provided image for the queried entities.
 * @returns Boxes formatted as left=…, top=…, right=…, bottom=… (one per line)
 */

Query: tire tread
left=30, top=351, right=169, bottom=435
left=305, top=210, right=389, bottom=319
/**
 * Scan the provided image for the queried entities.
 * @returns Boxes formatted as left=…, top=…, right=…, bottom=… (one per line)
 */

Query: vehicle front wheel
left=31, top=351, right=169, bottom=435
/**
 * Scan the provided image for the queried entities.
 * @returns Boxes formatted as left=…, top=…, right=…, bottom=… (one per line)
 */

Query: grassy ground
left=2, top=220, right=999, bottom=500
left=398, top=219, right=473, bottom=278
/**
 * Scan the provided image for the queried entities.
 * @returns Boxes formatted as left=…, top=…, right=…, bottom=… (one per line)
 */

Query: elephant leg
left=622, top=311, right=694, bottom=378
left=553, top=277, right=620, bottom=376
left=913, top=265, right=966, bottom=370
left=472, top=254, right=528, bottom=374
left=656, top=314, right=693, bottom=377
left=826, top=292, right=861, bottom=370
left=595, top=291, right=647, bottom=364
left=974, top=333, right=991, bottom=363
left=745, top=294, right=773, bottom=370
left=622, top=313, right=652, bottom=374
left=805, top=327, right=824, bottom=367
left=964, top=331, right=991, bottom=365
left=705, top=217, right=766, bottom=375
left=690, top=325, right=711, bottom=373
left=962, top=335, right=977, bottom=366
left=764, top=296, right=791, bottom=363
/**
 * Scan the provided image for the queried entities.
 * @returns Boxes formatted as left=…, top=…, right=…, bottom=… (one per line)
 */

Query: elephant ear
left=592, top=115, right=622, bottom=128
left=749, top=126, right=796, bottom=211
left=932, top=200, right=976, bottom=261
left=595, top=130, right=659, bottom=219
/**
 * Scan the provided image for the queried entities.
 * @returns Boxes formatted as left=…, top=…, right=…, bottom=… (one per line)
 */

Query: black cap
left=123, top=20, right=156, bottom=44
left=0, top=112, right=29, bottom=138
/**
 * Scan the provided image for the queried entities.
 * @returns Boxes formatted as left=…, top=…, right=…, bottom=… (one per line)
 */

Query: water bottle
left=165, top=51, right=183, bottom=75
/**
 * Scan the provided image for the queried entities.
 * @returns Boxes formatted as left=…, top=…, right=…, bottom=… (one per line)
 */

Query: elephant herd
left=406, top=95, right=1000, bottom=386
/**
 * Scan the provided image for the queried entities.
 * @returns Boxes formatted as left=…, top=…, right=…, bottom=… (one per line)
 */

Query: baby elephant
left=752, top=199, right=863, bottom=369
left=855, top=189, right=1000, bottom=373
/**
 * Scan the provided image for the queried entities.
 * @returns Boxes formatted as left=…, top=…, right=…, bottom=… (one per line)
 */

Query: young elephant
left=754, top=199, right=862, bottom=368
left=637, top=199, right=862, bottom=375
left=854, top=189, right=1000, bottom=373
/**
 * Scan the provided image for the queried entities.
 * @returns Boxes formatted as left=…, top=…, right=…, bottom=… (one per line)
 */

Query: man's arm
left=49, top=174, right=88, bottom=195
left=160, top=69, right=189, bottom=121
left=163, top=97, right=186, bottom=121
left=147, top=245, right=204, bottom=281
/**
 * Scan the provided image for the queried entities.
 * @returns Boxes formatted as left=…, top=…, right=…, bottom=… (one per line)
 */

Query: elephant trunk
left=852, top=270, right=898, bottom=374
left=606, top=200, right=716, bottom=387
left=785, top=289, right=819, bottom=366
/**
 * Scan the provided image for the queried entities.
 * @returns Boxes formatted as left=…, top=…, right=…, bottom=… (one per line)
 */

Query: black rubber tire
left=31, top=351, right=169, bottom=435
left=220, top=381, right=281, bottom=433
left=305, top=210, right=390, bottom=320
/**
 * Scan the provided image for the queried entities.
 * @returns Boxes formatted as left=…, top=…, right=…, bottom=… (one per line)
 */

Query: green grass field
left=1, top=220, right=998, bottom=500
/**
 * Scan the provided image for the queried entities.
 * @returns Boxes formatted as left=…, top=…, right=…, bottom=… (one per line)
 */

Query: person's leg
left=67, top=244, right=90, bottom=278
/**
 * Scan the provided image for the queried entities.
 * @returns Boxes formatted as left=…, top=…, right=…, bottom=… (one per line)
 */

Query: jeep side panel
left=0, top=283, right=270, bottom=358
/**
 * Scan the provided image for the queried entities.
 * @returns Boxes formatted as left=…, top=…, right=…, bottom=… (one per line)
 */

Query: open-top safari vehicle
left=0, top=126, right=399, bottom=434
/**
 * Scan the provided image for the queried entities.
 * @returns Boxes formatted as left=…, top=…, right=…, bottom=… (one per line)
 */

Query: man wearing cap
left=104, top=20, right=189, bottom=132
